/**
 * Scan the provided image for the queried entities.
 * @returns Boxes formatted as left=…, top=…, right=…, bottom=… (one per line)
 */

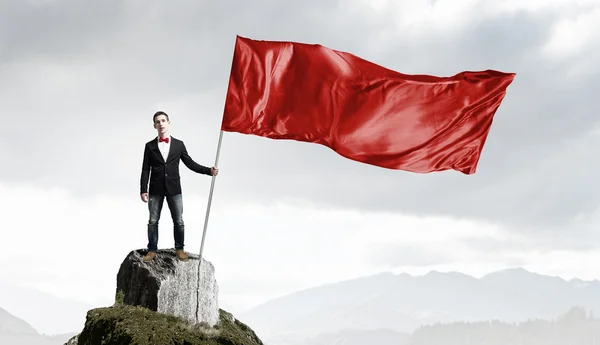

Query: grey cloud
left=364, top=238, right=532, bottom=268
left=366, top=230, right=600, bottom=269
left=2, top=0, right=599, bottom=248
left=365, top=244, right=456, bottom=267
left=0, top=1, right=132, bottom=61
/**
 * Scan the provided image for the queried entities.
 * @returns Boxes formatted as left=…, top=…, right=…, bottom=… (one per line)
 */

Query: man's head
left=153, top=111, right=170, bottom=137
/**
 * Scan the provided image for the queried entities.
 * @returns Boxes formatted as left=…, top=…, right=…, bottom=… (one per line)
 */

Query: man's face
left=153, top=115, right=170, bottom=135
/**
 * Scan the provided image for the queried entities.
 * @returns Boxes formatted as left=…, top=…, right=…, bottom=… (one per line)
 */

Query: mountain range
left=0, top=306, right=75, bottom=345
left=0, top=279, right=95, bottom=335
left=237, top=268, right=600, bottom=344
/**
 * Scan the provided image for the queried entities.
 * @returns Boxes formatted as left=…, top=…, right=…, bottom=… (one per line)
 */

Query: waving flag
left=221, top=35, right=515, bottom=174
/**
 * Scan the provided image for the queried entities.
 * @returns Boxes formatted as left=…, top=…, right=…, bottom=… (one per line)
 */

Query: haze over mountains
left=2, top=267, right=600, bottom=345
left=0, top=307, right=75, bottom=345
left=0, top=279, right=96, bottom=335
left=238, top=268, right=600, bottom=344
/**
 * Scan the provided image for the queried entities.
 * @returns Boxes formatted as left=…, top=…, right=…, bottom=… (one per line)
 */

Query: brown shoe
left=143, top=251, right=156, bottom=262
left=176, top=249, right=188, bottom=261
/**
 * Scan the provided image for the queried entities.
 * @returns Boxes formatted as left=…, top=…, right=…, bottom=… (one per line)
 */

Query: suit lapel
left=150, top=138, right=165, bottom=163
left=165, top=137, right=176, bottom=163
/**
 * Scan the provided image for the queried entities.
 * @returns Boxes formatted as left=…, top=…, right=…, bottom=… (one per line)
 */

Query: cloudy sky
left=1, top=0, right=599, bottom=326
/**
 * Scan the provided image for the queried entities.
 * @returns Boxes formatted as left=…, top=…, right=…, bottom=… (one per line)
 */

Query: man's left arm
left=180, top=141, right=214, bottom=176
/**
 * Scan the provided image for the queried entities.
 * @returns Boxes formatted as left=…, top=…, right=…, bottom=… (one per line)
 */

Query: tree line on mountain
left=408, top=306, right=599, bottom=345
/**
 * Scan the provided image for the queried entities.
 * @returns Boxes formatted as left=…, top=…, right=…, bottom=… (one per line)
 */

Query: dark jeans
left=147, top=194, right=185, bottom=252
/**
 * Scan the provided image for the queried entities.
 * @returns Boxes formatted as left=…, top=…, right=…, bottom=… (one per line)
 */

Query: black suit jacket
left=140, top=136, right=211, bottom=196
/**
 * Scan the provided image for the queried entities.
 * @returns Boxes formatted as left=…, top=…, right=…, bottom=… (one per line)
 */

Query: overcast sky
left=1, top=0, right=599, bottom=331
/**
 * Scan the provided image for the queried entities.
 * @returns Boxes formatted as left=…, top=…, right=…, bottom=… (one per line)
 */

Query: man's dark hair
left=153, top=111, right=169, bottom=123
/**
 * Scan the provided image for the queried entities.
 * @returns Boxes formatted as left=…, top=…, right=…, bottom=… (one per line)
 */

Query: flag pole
left=195, top=128, right=224, bottom=324
left=198, top=35, right=236, bottom=261
left=198, top=129, right=224, bottom=261
left=195, top=35, right=237, bottom=324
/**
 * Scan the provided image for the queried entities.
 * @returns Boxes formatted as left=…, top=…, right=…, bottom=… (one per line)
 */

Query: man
left=140, top=111, right=218, bottom=262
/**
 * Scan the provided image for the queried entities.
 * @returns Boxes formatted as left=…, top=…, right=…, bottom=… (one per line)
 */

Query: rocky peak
left=116, top=249, right=219, bottom=326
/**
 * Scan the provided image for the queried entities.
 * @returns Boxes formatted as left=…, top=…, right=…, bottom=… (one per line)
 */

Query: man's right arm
left=140, top=144, right=150, bottom=196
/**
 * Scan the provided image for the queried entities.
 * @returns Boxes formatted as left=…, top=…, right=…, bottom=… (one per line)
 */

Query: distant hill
left=238, top=268, right=600, bottom=342
left=0, top=307, right=76, bottom=345
left=0, top=307, right=38, bottom=335
left=0, top=280, right=95, bottom=335
left=409, top=306, right=600, bottom=345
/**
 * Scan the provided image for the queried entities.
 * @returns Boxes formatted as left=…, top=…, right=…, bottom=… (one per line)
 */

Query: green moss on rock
left=69, top=304, right=263, bottom=345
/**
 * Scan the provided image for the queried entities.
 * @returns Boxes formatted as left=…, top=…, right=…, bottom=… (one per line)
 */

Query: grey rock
left=115, top=249, right=219, bottom=326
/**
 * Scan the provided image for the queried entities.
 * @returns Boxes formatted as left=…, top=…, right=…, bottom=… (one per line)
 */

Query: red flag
left=221, top=35, right=515, bottom=174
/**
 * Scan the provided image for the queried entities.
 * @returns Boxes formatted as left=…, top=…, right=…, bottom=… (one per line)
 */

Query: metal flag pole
left=199, top=129, right=224, bottom=260
left=195, top=34, right=237, bottom=324
left=195, top=129, right=224, bottom=323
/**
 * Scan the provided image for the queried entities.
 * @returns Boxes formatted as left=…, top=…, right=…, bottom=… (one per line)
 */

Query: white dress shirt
left=157, top=136, right=171, bottom=162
